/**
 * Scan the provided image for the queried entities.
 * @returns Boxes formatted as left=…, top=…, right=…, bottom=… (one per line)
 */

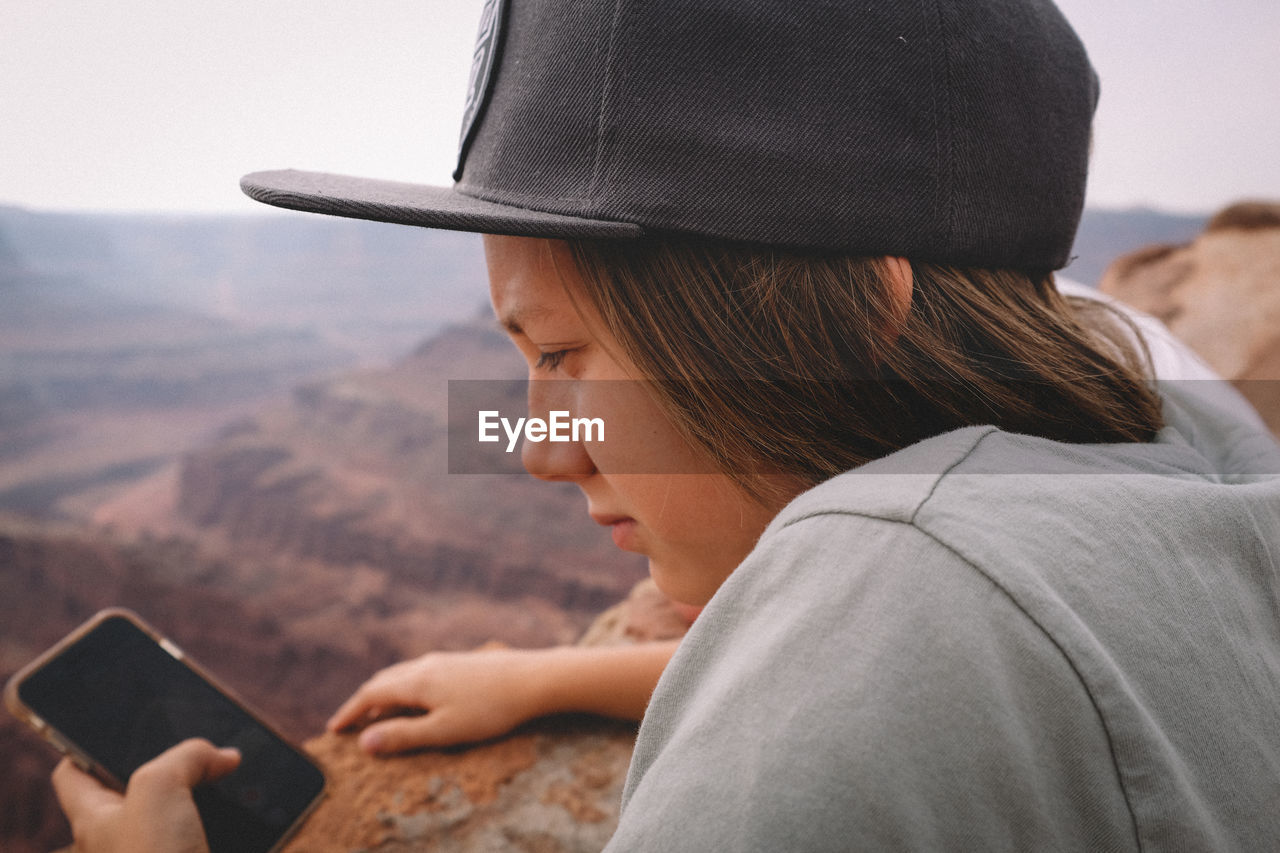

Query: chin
left=648, top=559, right=713, bottom=610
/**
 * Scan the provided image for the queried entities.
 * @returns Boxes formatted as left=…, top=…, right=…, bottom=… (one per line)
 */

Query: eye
left=535, top=348, right=575, bottom=372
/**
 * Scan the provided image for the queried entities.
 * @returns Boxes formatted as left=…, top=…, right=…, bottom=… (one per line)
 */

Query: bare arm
left=525, top=640, right=679, bottom=720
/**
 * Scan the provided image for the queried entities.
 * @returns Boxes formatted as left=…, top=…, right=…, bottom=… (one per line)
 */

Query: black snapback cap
left=242, top=0, right=1098, bottom=271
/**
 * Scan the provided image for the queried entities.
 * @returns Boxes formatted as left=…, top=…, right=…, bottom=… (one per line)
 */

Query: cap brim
left=240, top=169, right=647, bottom=240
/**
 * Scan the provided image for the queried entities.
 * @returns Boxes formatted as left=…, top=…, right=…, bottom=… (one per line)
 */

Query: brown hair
left=568, top=238, right=1164, bottom=501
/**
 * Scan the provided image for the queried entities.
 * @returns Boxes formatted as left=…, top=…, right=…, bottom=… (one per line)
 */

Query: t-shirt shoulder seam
left=907, top=425, right=999, bottom=525
left=775, top=425, right=1000, bottom=532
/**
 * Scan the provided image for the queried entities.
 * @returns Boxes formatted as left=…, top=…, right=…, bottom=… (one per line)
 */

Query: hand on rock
left=327, top=647, right=544, bottom=754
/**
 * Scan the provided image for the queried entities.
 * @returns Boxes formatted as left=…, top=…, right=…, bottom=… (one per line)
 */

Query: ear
left=882, top=256, right=914, bottom=335
left=885, top=256, right=913, bottom=315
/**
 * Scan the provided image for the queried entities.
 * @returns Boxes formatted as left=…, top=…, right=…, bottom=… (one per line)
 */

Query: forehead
left=484, top=235, right=582, bottom=333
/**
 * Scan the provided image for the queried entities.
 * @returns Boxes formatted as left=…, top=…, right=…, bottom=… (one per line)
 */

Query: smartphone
left=4, top=608, right=325, bottom=853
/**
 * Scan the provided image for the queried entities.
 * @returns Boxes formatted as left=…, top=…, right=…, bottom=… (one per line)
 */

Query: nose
left=521, top=378, right=597, bottom=482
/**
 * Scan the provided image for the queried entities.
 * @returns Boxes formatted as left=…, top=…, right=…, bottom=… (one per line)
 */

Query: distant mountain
left=0, top=205, right=487, bottom=364
left=0, top=218, right=356, bottom=518
left=0, top=226, right=21, bottom=273
left=1, top=202, right=1208, bottom=317
left=0, top=204, right=493, bottom=519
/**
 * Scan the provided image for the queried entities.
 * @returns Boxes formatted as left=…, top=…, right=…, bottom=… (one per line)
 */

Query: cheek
left=578, top=383, right=717, bottom=477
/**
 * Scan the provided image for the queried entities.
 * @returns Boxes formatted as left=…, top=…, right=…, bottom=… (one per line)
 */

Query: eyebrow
left=499, top=304, right=555, bottom=336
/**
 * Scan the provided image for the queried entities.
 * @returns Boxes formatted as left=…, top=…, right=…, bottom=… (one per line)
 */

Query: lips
left=590, top=513, right=639, bottom=552
left=609, top=519, right=639, bottom=550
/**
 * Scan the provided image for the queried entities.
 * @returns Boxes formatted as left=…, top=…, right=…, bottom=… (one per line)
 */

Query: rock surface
left=283, top=580, right=689, bottom=852
left=1100, top=200, right=1280, bottom=434
left=291, top=720, right=635, bottom=853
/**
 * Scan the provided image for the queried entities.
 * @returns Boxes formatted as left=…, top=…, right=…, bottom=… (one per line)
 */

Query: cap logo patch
left=455, top=0, right=508, bottom=179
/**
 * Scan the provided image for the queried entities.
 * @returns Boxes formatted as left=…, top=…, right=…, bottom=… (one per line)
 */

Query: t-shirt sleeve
left=609, top=513, right=1138, bottom=852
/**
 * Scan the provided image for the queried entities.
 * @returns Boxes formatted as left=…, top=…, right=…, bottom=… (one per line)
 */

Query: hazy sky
left=3, top=0, right=1277, bottom=215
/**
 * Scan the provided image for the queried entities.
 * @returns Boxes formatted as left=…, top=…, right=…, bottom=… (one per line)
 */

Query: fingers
left=52, top=758, right=123, bottom=850
left=358, top=709, right=481, bottom=755
left=327, top=672, right=417, bottom=733
left=326, top=686, right=378, bottom=732
left=52, top=757, right=121, bottom=823
left=128, top=739, right=242, bottom=798
left=327, top=656, right=442, bottom=732
left=119, top=741, right=238, bottom=853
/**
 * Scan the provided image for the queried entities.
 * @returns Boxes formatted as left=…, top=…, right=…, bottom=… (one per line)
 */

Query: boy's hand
left=327, top=648, right=543, bottom=754
left=51, top=738, right=241, bottom=853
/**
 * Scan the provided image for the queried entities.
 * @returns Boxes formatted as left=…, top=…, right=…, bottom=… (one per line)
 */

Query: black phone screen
left=17, top=614, right=324, bottom=853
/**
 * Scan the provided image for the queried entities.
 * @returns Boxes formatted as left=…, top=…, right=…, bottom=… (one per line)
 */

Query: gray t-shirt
left=607, top=382, right=1280, bottom=851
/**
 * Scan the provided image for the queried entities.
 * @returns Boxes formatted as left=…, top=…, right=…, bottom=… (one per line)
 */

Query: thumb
left=167, top=738, right=242, bottom=787
left=130, top=739, right=242, bottom=796
left=359, top=713, right=462, bottom=755
left=202, top=745, right=244, bottom=783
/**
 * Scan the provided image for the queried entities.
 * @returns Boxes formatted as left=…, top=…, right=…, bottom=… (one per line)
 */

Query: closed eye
left=535, top=348, right=576, bottom=372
